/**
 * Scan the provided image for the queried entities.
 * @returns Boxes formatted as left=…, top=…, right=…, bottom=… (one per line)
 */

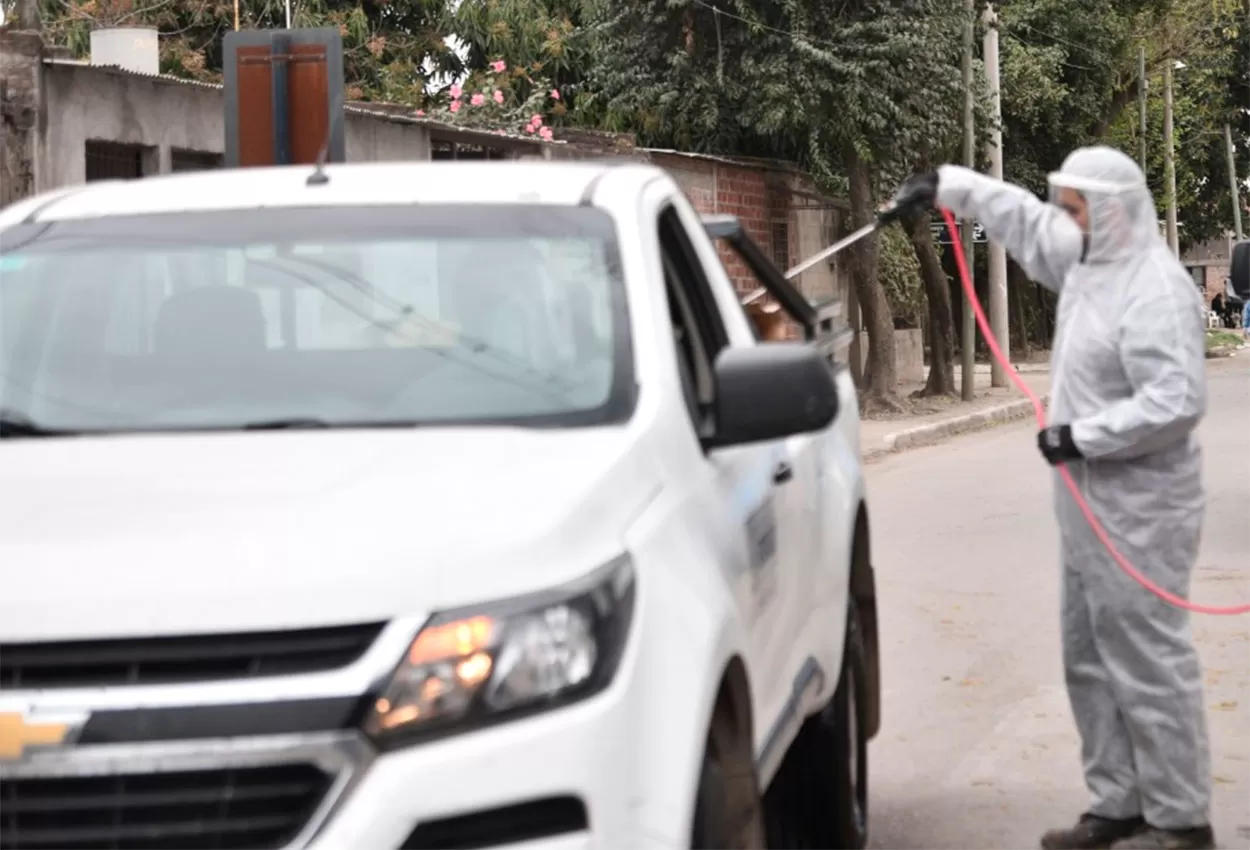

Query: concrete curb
left=863, top=394, right=1050, bottom=463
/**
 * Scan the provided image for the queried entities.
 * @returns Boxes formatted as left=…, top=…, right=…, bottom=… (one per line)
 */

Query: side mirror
left=1230, top=240, right=1249, bottom=301
left=707, top=343, right=839, bottom=448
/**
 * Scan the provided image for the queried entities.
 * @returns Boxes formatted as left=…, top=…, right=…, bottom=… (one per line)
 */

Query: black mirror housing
left=708, top=343, right=839, bottom=448
left=1230, top=240, right=1249, bottom=301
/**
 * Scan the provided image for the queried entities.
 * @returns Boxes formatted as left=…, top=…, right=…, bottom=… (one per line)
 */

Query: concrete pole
left=13, top=0, right=39, bottom=30
left=960, top=0, right=977, bottom=400
left=1226, top=124, right=1245, bottom=241
left=983, top=3, right=1009, bottom=385
left=1138, top=46, right=1147, bottom=173
left=1163, top=61, right=1179, bottom=255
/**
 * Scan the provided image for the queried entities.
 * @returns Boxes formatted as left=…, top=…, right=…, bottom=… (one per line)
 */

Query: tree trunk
left=903, top=210, right=956, bottom=396
left=1009, top=261, right=1031, bottom=359
left=845, top=148, right=899, bottom=407
left=1032, top=280, right=1053, bottom=344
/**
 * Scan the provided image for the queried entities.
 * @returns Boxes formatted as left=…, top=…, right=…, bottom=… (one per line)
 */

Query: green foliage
left=877, top=223, right=925, bottom=326
left=999, top=0, right=1245, bottom=249
left=584, top=0, right=972, bottom=193
left=426, top=61, right=561, bottom=136
left=34, top=0, right=462, bottom=103
left=446, top=0, right=605, bottom=91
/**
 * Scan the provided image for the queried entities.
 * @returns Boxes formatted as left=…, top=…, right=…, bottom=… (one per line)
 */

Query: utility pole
left=1138, top=46, right=1147, bottom=173
left=1225, top=124, right=1245, bottom=241
left=1163, top=61, right=1179, bottom=255
left=983, top=3, right=1009, bottom=386
left=13, top=0, right=39, bottom=30
left=960, top=0, right=977, bottom=400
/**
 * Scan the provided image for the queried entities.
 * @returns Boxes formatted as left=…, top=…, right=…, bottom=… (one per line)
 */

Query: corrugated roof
left=644, top=147, right=803, bottom=173
left=44, top=57, right=223, bottom=90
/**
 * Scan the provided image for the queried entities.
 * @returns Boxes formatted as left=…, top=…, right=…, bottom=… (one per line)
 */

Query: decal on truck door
left=744, top=497, right=779, bottom=609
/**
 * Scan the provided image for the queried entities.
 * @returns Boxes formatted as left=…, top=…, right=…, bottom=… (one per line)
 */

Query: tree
left=421, top=59, right=565, bottom=137
left=585, top=0, right=968, bottom=407
left=1102, top=0, right=1247, bottom=249
left=31, top=0, right=461, bottom=103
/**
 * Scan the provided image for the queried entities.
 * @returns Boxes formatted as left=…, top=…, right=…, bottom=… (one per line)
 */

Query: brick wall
left=710, top=166, right=772, bottom=296
left=650, top=153, right=777, bottom=296
left=1204, top=264, right=1230, bottom=304
left=648, top=152, right=848, bottom=342
left=1183, top=237, right=1233, bottom=306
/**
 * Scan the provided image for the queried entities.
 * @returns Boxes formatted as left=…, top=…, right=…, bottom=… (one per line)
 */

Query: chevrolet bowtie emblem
left=0, top=711, right=74, bottom=760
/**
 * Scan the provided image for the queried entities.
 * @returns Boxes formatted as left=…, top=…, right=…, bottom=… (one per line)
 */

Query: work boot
left=1109, top=825, right=1216, bottom=850
left=1040, top=813, right=1146, bottom=850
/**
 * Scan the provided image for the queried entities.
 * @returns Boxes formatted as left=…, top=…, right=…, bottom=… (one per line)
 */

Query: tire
left=827, top=601, right=870, bottom=849
left=691, top=704, right=766, bottom=850
left=1230, top=239, right=1249, bottom=300
left=763, top=601, right=870, bottom=849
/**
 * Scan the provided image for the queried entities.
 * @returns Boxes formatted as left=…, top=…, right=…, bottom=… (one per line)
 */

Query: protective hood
left=1047, top=146, right=1160, bottom=265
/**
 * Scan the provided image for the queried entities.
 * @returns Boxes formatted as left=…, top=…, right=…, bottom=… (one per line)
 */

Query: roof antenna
left=306, top=96, right=343, bottom=187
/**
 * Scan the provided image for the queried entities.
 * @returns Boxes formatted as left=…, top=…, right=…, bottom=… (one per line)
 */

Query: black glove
left=1037, top=424, right=1083, bottom=466
left=878, top=172, right=939, bottom=224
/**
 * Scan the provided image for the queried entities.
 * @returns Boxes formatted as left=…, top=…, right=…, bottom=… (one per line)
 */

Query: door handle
left=772, top=462, right=793, bottom=485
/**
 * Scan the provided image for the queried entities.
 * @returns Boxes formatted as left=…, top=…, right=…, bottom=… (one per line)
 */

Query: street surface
left=865, top=356, right=1250, bottom=850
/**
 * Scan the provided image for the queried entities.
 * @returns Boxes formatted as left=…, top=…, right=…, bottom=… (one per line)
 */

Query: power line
left=1000, top=25, right=1099, bottom=71
left=686, top=0, right=866, bottom=54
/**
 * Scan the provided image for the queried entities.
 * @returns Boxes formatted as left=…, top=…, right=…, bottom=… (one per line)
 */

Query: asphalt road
left=864, top=356, right=1250, bottom=850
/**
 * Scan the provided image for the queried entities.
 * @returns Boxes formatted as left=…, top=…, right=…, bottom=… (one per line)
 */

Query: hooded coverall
left=935, top=146, right=1212, bottom=830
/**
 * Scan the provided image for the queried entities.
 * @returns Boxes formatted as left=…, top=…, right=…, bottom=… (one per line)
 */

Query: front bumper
left=2, top=595, right=691, bottom=850
left=311, top=686, right=644, bottom=849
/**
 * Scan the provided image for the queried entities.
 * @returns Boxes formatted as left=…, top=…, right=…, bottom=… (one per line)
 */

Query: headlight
left=364, top=554, right=635, bottom=748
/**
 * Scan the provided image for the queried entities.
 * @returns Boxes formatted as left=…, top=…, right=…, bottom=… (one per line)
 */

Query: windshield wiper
left=0, top=410, right=77, bottom=438
left=240, top=417, right=333, bottom=431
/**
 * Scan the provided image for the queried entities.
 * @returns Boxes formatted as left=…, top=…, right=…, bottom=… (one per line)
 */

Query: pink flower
left=530, top=114, right=543, bottom=127
left=550, top=89, right=561, bottom=100
left=493, top=90, right=504, bottom=104
left=491, top=60, right=506, bottom=73
left=539, top=126, right=553, bottom=141
left=414, top=109, right=425, bottom=117
left=470, top=93, right=484, bottom=106
left=525, top=123, right=536, bottom=134
left=449, top=83, right=462, bottom=99
left=449, top=100, right=461, bottom=113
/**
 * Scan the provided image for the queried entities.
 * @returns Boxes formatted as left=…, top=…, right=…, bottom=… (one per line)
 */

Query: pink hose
left=939, top=207, right=1250, bottom=616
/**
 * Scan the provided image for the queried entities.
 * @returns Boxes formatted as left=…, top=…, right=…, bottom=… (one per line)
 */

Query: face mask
left=1047, top=204, right=1090, bottom=266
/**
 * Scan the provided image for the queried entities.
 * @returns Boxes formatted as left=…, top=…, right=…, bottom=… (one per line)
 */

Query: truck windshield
left=0, top=204, right=633, bottom=435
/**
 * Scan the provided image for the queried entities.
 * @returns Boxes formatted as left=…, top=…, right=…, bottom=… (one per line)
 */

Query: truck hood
left=0, top=428, right=661, bottom=641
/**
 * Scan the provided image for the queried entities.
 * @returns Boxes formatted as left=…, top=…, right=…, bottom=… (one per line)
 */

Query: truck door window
left=658, top=205, right=728, bottom=434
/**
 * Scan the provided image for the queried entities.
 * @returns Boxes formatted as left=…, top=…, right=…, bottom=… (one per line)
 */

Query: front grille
left=0, top=622, right=386, bottom=689
left=401, top=796, right=590, bottom=849
left=0, top=764, right=332, bottom=849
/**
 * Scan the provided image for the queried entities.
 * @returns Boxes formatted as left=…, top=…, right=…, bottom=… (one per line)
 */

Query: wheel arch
left=712, top=653, right=755, bottom=752
left=850, top=502, right=882, bottom=740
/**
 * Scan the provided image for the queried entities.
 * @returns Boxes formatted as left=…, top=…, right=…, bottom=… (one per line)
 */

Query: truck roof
left=1, top=160, right=668, bottom=226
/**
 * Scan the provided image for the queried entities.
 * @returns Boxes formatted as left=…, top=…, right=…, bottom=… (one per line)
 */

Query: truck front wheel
left=828, top=600, right=870, bottom=848
left=764, top=601, right=870, bottom=849
left=690, top=702, right=766, bottom=849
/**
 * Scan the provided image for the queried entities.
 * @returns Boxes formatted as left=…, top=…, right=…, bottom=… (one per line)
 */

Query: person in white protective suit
left=888, top=146, right=1215, bottom=850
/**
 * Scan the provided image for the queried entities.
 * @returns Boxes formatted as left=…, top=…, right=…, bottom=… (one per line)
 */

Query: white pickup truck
left=0, top=159, right=880, bottom=850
